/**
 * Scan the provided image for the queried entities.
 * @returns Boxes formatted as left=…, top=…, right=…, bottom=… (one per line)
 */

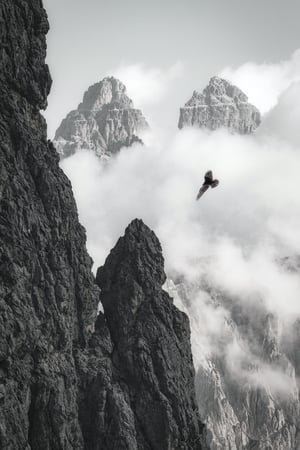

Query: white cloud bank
left=61, top=57, right=300, bottom=396
left=113, top=62, right=184, bottom=109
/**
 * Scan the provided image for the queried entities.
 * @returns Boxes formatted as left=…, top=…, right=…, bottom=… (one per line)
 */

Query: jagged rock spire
left=95, top=219, right=204, bottom=449
left=78, top=77, right=134, bottom=111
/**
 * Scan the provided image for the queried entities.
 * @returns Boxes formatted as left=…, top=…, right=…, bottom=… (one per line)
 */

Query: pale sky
left=43, top=0, right=300, bottom=138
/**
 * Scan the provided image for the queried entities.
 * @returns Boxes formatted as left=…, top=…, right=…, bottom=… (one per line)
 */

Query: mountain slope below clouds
left=165, top=277, right=300, bottom=450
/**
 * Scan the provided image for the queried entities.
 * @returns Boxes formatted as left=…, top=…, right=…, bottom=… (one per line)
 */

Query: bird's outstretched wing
left=204, top=170, right=213, bottom=182
left=211, top=179, right=219, bottom=188
left=196, top=184, right=209, bottom=200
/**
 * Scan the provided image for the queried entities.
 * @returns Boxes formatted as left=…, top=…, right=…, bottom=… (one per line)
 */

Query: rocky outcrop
left=0, top=2, right=204, bottom=448
left=54, top=77, right=149, bottom=159
left=178, top=76, right=261, bottom=133
left=95, top=219, right=204, bottom=449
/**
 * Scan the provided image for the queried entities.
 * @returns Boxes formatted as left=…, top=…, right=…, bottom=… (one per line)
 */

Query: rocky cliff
left=178, top=76, right=261, bottom=133
left=0, top=1, right=98, bottom=447
left=0, top=1, right=204, bottom=449
left=54, top=77, right=149, bottom=159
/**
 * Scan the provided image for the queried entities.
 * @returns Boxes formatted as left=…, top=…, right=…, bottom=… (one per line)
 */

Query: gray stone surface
left=54, top=77, right=149, bottom=159
left=178, top=76, right=261, bottom=134
left=0, top=1, right=204, bottom=448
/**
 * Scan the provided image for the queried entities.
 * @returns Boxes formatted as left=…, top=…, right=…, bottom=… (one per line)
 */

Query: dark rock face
left=0, top=2, right=204, bottom=448
left=54, top=77, right=149, bottom=159
left=0, top=1, right=99, bottom=448
left=95, top=219, right=204, bottom=450
left=178, top=76, right=261, bottom=134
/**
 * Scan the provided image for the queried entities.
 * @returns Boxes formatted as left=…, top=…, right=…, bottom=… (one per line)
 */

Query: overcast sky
left=43, top=0, right=300, bottom=138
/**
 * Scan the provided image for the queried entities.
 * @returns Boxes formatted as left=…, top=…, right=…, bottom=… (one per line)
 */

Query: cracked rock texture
left=178, top=76, right=261, bottom=134
left=54, top=77, right=149, bottom=159
left=0, top=2, right=203, bottom=448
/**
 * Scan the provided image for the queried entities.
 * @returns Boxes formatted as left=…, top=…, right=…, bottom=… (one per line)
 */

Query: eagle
left=196, top=170, right=219, bottom=200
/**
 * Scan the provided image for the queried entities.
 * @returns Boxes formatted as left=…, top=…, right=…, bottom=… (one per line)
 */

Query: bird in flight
left=196, top=170, right=219, bottom=200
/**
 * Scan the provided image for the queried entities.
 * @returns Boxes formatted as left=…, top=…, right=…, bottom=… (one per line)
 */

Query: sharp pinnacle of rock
left=178, top=76, right=261, bottom=134
left=95, top=219, right=204, bottom=449
left=54, top=76, right=149, bottom=159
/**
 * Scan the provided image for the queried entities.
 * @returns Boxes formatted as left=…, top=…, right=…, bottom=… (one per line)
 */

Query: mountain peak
left=54, top=76, right=148, bottom=159
left=78, top=76, right=133, bottom=111
left=178, top=76, right=261, bottom=133
left=204, top=76, right=248, bottom=102
left=97, top=218, right=166, bottom=294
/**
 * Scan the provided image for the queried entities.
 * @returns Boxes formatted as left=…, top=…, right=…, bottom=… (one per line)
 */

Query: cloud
left=259, top=80, right=300, bottom=146
left=224, top=338, right=298, bottom=397
left=61, top=124, right=300, bottom=320
left=112, top=62, right=184, bottom=109
left=219, top=49, right=300, bottom=114
left=207, top=238, right=300, bottom=319
left=61, top=55, right=300, bottom=400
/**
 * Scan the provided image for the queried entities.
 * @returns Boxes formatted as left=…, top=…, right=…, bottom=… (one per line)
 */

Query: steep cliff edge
left=0, top=2, right=203, bottom=448
left=178, top=76, right=261, bottom=133
left=0, top=1, right=99, bottom=447
left=54, top=77, right=149, bottom=159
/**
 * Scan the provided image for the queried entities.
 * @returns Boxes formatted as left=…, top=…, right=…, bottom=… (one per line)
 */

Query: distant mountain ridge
left=178, top=76, right=261, bottom=134
left=54, top=76, right=148, bottom=159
